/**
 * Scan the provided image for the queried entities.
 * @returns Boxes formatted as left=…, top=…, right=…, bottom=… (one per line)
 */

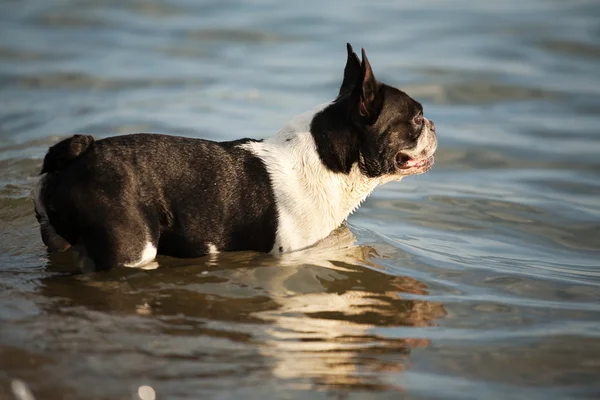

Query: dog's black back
left=39, top=134, right=277, bottom=269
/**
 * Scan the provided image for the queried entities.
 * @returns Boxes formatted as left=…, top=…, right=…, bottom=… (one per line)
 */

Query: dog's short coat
left=34, top=44, right=437, bottom=271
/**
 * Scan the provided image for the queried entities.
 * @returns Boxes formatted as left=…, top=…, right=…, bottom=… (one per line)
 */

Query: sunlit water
left=1, top=0, right=599, bottom=399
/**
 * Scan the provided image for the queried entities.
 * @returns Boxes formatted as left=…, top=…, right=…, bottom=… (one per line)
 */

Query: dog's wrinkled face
left=339, top=44, right=437, bottom=179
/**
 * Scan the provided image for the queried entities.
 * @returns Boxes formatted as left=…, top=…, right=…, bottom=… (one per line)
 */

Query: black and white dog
left=34, top=44, right=437, bottom=272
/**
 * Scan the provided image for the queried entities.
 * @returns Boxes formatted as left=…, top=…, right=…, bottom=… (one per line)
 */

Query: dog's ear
left=351, top=48, right=382, bottom=124
left=338, top=43, right=361, bottom=96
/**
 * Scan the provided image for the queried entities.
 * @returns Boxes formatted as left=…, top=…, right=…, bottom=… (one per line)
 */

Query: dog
left=33, top=43, right=437, bottom=272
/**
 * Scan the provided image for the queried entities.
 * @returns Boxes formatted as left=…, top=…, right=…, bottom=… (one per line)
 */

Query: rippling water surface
left=1, top=0, right=600, bottom=399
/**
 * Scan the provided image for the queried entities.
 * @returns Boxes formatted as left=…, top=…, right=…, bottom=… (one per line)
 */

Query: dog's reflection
left=228, top=226, right=446, bottom=390
left=42, top=225, right=446, bottom=392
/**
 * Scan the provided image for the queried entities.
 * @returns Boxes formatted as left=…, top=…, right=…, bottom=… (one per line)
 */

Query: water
left=1, top=0, right=599, bottom=399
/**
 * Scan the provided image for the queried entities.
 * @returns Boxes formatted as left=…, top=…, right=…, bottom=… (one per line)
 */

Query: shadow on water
left=14, top=226, right=446, bottom=398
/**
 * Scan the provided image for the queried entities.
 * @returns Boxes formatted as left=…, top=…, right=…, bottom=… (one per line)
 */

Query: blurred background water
left=1, top=0, right=600, bottom=399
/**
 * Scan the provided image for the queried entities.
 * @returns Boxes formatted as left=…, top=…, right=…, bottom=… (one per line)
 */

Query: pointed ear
left=352, top=48, right=381, bottom=122
left=338, top=43, right=361, bottom=96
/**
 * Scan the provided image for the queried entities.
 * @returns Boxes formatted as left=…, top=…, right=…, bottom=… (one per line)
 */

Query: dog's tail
left=40, top=134, right=95, bottom=174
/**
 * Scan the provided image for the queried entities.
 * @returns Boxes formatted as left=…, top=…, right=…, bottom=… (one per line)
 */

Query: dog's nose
left=428, top=119, right=436, bottom=132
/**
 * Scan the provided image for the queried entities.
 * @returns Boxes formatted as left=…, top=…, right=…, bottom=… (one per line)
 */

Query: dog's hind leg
left=73, top=213, right=158, bottom=272
left=34, top=175, right=71, bottom=252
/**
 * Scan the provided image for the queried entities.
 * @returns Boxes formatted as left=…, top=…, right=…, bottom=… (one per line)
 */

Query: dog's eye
left=412, top=114, right=423, bottom=127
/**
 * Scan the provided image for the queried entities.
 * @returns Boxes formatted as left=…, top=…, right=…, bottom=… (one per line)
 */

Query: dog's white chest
left=241, top=110, right=381, bottom=253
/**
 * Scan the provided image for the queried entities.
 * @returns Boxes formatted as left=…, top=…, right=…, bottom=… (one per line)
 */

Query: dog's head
left=312, top=43, right=437, bottom=179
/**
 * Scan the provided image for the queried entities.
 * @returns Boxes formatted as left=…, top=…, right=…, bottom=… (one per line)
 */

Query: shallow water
left=1, top=0, right=600, bottom=399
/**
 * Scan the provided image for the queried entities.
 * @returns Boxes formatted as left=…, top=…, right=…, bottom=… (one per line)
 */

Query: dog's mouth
left=395, top=153, right=435, bottom=174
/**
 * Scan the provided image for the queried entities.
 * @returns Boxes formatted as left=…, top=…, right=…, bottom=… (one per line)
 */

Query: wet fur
left=34, top=43, right=437, bottom=271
